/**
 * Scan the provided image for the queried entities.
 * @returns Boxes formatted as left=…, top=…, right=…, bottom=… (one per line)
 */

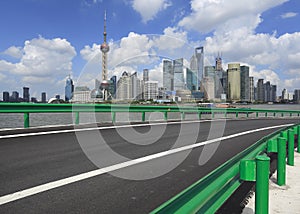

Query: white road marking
left=0, top=119, right=229, bottom=139
left=0, top=123, right=293, bottom=205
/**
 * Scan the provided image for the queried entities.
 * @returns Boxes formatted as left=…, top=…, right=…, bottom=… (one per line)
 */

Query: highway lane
left=0, top=118, right=299, bottom=213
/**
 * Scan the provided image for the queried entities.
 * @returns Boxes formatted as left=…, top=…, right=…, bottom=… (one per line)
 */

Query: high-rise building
left=227, top=63, right=241, bottom=102
left=163, top=59, right=174, bottom=91
left=41, top=92, right=47, bottom=103
left=23, top=87, right=30, bottom=102
left=186, top=68, right=197, bottom=91
left=271, top=85, right=277, bottom=102
left=131, top=72, right=142, bottom=100
left=195, top=47, right=204, bottom=90
left=202, top=77, right=215, bottom=101
left=203, top=66, right=216, bottom=100
left=144, top=81, right=158, bottom=100
left=11, top=91, right=19, bottom=102
left=282, top=88, right=288, bottom=102
left=257, top=79, right=264, bottom=102
left=294, top=89, right=300, bottom=103
left=240, top=66, right=250, bottom=102
left=108, top=75, right=117, bottom=98
left=190, top=53, right=199, bottom=90
left=173, top=58, right=184, bottom=91
left=264, top=81, right=271, bottom=102
left=249, top=77, right=254, bottom=102
left=117, top=71, right=132, bottom=100
left=143, top=69, right=149, bottom=82
left=65, top=75, right=74, bottom=102
left=3, top=91, right=9, bottom=102
left=221, top=70, right=228, bottom=99
left=215, top=53, right=223, bottom=72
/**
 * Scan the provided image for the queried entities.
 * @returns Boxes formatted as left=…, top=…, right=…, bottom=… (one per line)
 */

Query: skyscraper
left=249, top=77, right=254, bottom=102
left=23, top=87, right=30, bottom=102
left=240, top=65, right=250, bottom=102
left=264, top=81, right=271, bottom=102
left=186, top=68, right=197, bottom=91
left=143, top=69, right=149, bottom=82
left=3, top=91, right=9, bottom=102
left=109, top=75, right=117, bottom=99
left=195, top=47, right=204, bottom=90
left=190, top=53, right=199, bottom=90
left=11, top=91, right=19, bottom=102
left=215, top=53, right=223, bottom=72
left=271, top=85, right=277, bottom=102
left=173, top=58, right=184, bottom=91
left=227, top=63, right=241, bottom=102
left=117, top=71, right=132, bottom=100
left=163, top=59, right=174, bottom=91
left=257, top=79, right=264, bottom=102
left=65, top=75, right=74, bottom=102
left=294, top=89, right=300, bottom=103
left=131, top=72, right=142, bottom=100
left=100, top=10, right=110, bottom=100
left=41, top=92, right=46, bottom=103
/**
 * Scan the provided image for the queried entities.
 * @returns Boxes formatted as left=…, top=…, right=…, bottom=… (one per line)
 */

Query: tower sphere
left=100, top=43, right=109, bottom=53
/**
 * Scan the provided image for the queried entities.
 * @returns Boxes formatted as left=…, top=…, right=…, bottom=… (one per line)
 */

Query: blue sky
left=0, top=0, right=299, bottom=99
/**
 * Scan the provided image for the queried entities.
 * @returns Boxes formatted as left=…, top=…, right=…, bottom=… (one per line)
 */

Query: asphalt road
left=0, top=118, right=299, bottom=213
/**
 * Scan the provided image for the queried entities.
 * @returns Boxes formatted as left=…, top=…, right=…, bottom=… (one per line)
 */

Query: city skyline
left=0, top=0, right=299, bottom=99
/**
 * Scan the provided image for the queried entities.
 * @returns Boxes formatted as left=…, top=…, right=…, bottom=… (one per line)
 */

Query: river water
left=0, top=104, right=299, bottom=129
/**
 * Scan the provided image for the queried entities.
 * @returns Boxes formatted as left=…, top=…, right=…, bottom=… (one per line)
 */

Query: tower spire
left=103, top=10, right=107, bottom=43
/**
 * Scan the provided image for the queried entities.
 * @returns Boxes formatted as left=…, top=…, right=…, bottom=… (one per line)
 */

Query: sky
left=0, top=0, right=300, bottom=100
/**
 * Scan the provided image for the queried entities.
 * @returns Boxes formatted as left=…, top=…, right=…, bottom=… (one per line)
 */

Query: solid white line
left=0, top=119, right=224, bottom=139
left=0, top=123, right=293, bottom=205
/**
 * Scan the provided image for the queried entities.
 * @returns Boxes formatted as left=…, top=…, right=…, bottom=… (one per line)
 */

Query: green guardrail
left=151, top=124, right=300, bottom=214
left=0, top=103, right=300, bottom=128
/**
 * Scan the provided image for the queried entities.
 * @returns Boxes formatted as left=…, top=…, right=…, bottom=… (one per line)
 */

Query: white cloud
left=132, top=0, right=172, bottom=23
left=178, top=0, right=287, bottom=33
left=3, top=46, right=23, bottom=58
left=281, top=12, right=298, bottom=19
left=0, top=36, right=76, bottom=98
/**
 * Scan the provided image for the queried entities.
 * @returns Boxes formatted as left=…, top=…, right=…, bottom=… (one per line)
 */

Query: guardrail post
left=273, top=112, right=276, bottom=117
left=212, top=111, right=215, bottom=119
left=290, top=113, right=292, bottom=117
left=75, top=112, right=80, bottom=125
left=224, top=111, right=227, bottom=118
left=277, top=137, right=286, bottom=186
left=181, top=112, right=185, bottom=120
left=255, top=155, right=270, bottom=214
left=236, top=112, right=238, bottom=118
left=256, top=112, right=259, bottom=118
left=198, top=112, right=202, bottom=120
left=246, top=112, right=249, bottom=118
left=24, top=112, right=30, bottom=128
left=142, top=112, right=146, bottom=122
left=164, top=112, right=168, bottom=121
left=298, top=125, right=300, bottom=153
left=265, top=112, right=267, bottom=117
left=281, top=112, right=284, bottom=117
left=112, top=112, right=116, bottom=123
left=287, top=129, right=295, bottom=166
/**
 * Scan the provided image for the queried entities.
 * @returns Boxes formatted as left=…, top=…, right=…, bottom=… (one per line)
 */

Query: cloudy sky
left=0, top=0, right=299, bottom=100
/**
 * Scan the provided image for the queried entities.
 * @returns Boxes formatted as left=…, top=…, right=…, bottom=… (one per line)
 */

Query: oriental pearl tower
left=100, top=10, right=110, bottom=100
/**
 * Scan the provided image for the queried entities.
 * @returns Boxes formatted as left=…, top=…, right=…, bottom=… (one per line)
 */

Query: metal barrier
left=151, top=124, right=300, bottom=214
left=0, top=103, right=300, bottom=128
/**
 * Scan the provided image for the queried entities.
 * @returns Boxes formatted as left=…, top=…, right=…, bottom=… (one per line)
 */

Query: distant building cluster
left=2, top=87, right=47, bottom=103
